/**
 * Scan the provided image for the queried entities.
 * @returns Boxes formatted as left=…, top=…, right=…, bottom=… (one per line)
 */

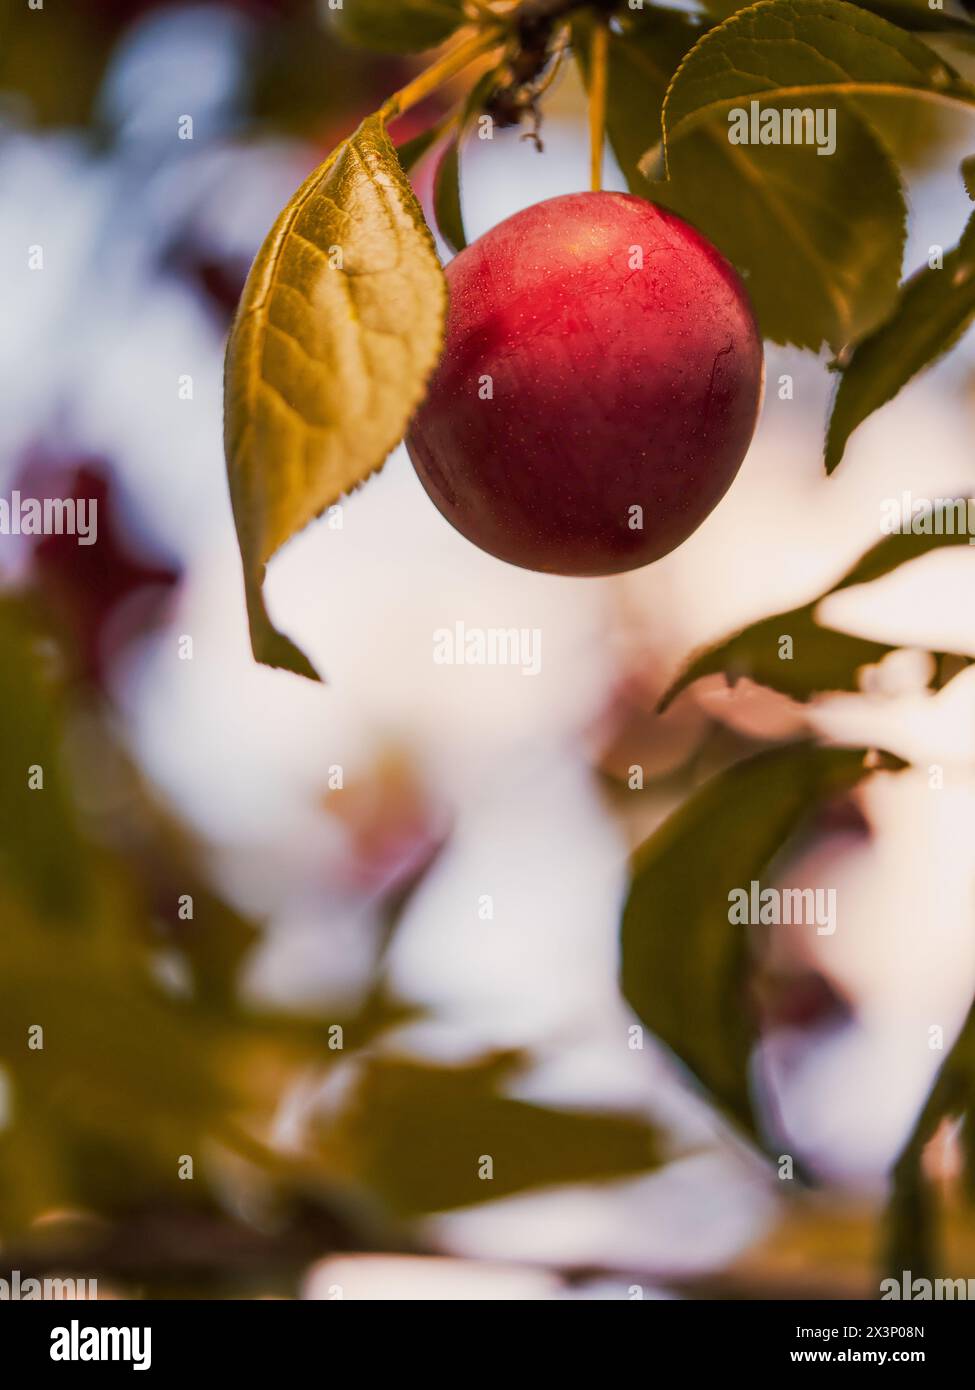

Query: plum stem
left=588, top=19, right=609, bottom=192
left=380, top=28, right=505, bottom=122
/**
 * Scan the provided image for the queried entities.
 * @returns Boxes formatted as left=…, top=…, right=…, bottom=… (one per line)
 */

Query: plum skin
left=405, top=191, right=764, bottom=577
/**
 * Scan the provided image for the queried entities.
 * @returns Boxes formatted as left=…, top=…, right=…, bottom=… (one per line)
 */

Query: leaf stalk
left=381, top=29, right=505, bottom=122
left=589, top=19, right=609, bottom=192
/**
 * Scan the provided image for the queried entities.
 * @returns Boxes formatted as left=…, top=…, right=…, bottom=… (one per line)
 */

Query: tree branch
left=512, top=0, right=619, bottom=45
left=484, top=0, right=620, bottom=133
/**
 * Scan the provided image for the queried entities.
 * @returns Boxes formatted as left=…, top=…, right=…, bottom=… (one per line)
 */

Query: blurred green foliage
left=660, top=512, right=975, bottom=709
left=330, top=0, right=467, bottom=54
left=622, top=742, right=906, bottom=1146
left=321, top=1052, right=663, bottom=1216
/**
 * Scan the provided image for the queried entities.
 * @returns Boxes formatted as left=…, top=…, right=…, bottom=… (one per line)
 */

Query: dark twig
left=483, top=0, right=619, bottom=136
left=512, top=0, right=619, bottom=44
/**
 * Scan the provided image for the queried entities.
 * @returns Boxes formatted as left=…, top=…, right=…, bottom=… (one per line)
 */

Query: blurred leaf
left=649, top=0, right=975, bottom=349
left=659, top=510, right=975, bottom=710
left=700, top=0, right=975, bottom=30
left=222, top=990, right=422, bottom=1066
left=224, top=112, right=446, bottom=679
left=0, top=598, right=236, bottom=1234
left=964, top=153, right=975, bottom=197
left=884, top=1140, right=939, bottom=1283
left=838, top=508, right=975, bottom=585
left=858, top=0, right=975, bottom=31
left=321, top=1053, right=664, bottom=1214
left=172, top=886, right=261, bottom=1009
left=0, top=894, right=237, bottom=1231
left=0, top=871, right=418, bottom=1235
left=0, top=600, right=86, bottom=919
left=331, top=0, right=467, bottom=53
left=825, top=192, right=975, bottom=471
left=621, top=743, right=905, bottom=1141
left=249, top=6, right=400, bottom=137
left=0, top=0, right=112, bottom=127
left=884, top=999, right=975, bottom=1280
left=664, top=606, right=894, bottom=710
left=0, top=593, right=420, bottom=1241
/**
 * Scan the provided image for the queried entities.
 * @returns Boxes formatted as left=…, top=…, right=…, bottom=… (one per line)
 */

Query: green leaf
left=0, top=895, right=237, bottom=1230
left=224, top=113, right=447, bottom=679
left=659, top=503, right=975, bottom=710
left=858, top=0, right=975, bottom=32
left=900, top=999, right=975, bottom=1199
left=0, top=0, right=114, bottom=128
left=573, top=8, right=702, bottom=187
left=429, top=68, right=501, bottom=255
left=621, top=743, right=905, bottom=1142
left=884, top=1138, right=938, bottom=1283
left=664, top=606, right=895, bottom=709
left=330, top=0, right=467, bottom=53
left=0, top=600, right=86, bottom=920
left=885, top=997, right=975, bottom=1279
left=0, top=591, right=420, bottom=1247
left=664, top=0, right=972, bottom=140
left=963, top=153, right=975, bottom=199
left=396, top=119, right=450, bottom=172
left=825, top=205, right=975, bottom=471
left=322, top=1053, right=664, bottom=1214
left=700, top=0, right=975, bottom=32
left=433, top=132, right=467, bottom=253
left=649, top=0, right=975, bottom=350
left=837, top=508, right=975, bottom=585
left=173, top=886, right=261, bottom=1009
left=653, top=119, right=905, bottom=354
